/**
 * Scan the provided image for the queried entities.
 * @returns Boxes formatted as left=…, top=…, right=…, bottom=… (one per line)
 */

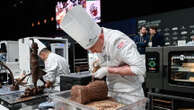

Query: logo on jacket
left=117, top=41, right=125, bottom=49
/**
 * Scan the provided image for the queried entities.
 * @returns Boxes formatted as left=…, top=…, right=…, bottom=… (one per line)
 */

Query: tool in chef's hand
left=92, top=60, right=101, bottom=81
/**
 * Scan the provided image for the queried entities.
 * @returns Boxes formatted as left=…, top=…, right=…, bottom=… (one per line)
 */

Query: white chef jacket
left=43, top=52, right=70, bottom=90
left=96, top=27, right=146, bottom=107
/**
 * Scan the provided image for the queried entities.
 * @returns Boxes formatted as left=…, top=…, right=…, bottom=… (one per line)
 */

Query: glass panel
left=55, top=48, right=64, bottom=57
left=169, top=51, right=194, bottom=86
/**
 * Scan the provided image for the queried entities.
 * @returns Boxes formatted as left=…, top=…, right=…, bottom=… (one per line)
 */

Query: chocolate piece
left=0, top=61, right=32, bottom=91
left=20, top=86, right=45, bottom=98
left=71, top=80, right=108, bottom=104
left=10, top=85, right=19, bottom=91
left=0, top=61, right=16, bottom=90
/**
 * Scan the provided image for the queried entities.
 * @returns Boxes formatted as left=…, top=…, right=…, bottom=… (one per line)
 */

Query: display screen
left=56, top=0, right=101, bottom=30
left=146, top=52, right=160, bottom=73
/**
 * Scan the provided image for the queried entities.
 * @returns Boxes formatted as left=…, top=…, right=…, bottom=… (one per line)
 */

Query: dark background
left=137, top=7, right=194, bottom=46
left=1, top=0, right=194, bottom=40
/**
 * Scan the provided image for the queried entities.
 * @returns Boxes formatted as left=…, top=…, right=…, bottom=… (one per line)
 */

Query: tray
left=52, top=90, right=148, bottom=110
left=0, top=87, right=57, bottom=105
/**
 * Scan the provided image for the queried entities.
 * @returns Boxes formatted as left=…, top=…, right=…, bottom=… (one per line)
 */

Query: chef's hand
left=45, top=81, right=53, bottom=88
left=93, top=67, right=108, bottom=79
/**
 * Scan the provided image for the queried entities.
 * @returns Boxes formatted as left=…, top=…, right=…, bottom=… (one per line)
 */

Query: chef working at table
left=60, top=5, right=146, bottom=110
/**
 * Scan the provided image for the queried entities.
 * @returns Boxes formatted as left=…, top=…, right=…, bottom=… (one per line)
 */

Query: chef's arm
left=108, top=65, right=136, bottom=76
left=111, top=36, right=146, bottom=76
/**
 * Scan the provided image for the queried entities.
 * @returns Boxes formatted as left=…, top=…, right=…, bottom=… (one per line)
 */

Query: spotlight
left=32, top=22, right=35, bottom=27
left=37, top=21, right=40, bottom=25
left=51, top=17, right=54, bottom=21
left=43, top=19, right=47, bottom=24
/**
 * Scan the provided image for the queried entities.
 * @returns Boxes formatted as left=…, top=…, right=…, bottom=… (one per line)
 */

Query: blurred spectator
left=133, top=26, right=149, bottom=54
left=148, top=26, right=164, bottom=47
left=186, top=35, right=194, bottom=46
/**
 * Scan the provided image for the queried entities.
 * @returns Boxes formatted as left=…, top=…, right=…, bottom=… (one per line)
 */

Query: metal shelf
left=153, top=106, right=171, bottom=110
left=74, top=58, right=88, bottom=61
left=74, top=62, right=88, bottom=65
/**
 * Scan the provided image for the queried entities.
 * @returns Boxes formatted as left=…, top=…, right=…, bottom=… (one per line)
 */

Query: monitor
left=56, top=0, right=101, bottom=30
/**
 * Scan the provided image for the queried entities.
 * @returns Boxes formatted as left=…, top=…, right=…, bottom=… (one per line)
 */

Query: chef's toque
left=60, top=5, right=101, bottom=49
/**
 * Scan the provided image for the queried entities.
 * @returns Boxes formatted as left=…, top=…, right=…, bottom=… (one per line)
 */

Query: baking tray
left=52, top=90, right=148, bottom=110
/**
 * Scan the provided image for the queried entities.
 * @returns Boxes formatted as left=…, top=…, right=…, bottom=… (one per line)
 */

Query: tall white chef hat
left=60, top=5, right=101, bottom=49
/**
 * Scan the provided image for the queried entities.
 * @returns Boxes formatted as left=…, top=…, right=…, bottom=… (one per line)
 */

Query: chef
left=39, top=48, right=70, bottom=91
left=60, top=5, right=146, bottom=109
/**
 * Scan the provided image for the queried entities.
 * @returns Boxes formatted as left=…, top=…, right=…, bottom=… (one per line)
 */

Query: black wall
left=100, top=18, right=137, bottom=36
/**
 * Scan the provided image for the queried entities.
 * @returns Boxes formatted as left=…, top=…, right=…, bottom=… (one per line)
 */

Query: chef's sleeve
left=115, top=37, right=146, bottom=76
left=43, top=59, right=58, bottom=83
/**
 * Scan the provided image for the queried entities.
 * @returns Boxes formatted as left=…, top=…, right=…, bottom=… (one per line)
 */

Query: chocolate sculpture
left=0, top=39, right=47, bottom=96
left=20, top=39, right=47, bottom=97
left=30, top=39, right=46, bottom=91
left=71, top=80, right=108, bottom=104
left=10, top=73, right=31, bottom=91
left=0, top=61, right=29, bottom=91
left=71, top=60, right=108, bottom=104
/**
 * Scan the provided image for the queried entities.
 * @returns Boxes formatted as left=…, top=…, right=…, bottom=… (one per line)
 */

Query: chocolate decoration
left=20, top=86, right=45, bottom=98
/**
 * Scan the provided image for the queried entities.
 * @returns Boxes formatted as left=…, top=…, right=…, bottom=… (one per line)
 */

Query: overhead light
left=32, top=22, right=35, bottom=27
left=43, top=19, right=47, bottom=24
left=37, top=21, right=40, bottom=25
left=51, top=17, right=54, bottom=21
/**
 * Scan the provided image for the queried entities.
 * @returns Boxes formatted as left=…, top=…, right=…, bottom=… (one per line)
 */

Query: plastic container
left=51, top=90, right=148, bottom=110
